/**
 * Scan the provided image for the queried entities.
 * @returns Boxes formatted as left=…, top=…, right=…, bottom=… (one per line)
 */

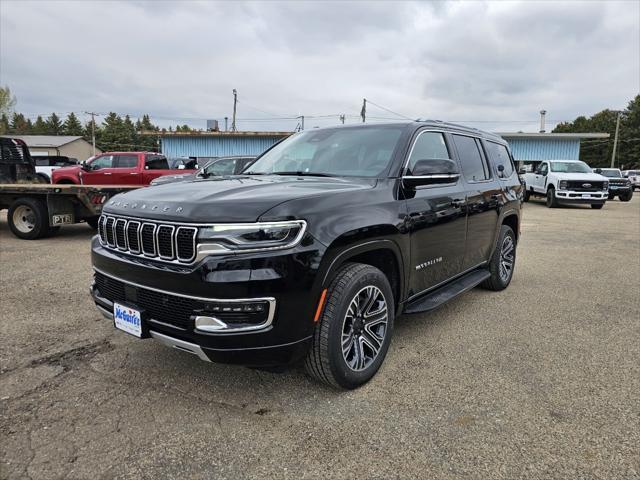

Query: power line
left=365, top=100, right=413, bottom=121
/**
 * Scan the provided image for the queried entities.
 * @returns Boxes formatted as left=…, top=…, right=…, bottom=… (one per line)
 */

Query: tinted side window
left=486, top=141, right=514, bottom=178
left=207, top=159, right=237, bottom=176
left=90, top=155, right=113, bottom=169
left=35, top=159, right=50, bottom=166
left=406, top=132, right=450, bottom=174
left=452, top=135, right=489, bottom=182
left=115, top=155, right=138, bottom=168
left=145, top=155, right=170, bottom=170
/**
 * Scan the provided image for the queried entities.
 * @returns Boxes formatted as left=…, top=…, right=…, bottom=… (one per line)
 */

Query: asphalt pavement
left=1, top=196, right=639, bottom=479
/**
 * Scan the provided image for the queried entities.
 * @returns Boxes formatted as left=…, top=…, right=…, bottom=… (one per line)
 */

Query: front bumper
left=608, top=185, right=633, bottom=195
left=555, top=190, right=608, bottom=203
left=90, top=235, right=325, bottom=366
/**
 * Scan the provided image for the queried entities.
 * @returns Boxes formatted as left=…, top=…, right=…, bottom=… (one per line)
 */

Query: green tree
left=0, top=113, right=10, bottom=134
left=63, top=112, right=84, bottom=135
left=45, top=113, right=63, bottom=135
left=32, top=116, right=47, bottom=134
left=0, top=86, right=17, bottom=116
left=553, top=95, right=640, bottom=169
left=10, top=113, right=30, bottom=134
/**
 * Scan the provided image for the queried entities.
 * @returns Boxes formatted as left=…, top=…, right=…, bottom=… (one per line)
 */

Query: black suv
left=91, top=121, right=522, bottom=389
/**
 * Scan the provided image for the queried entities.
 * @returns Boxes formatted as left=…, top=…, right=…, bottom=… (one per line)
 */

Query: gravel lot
left=1, top=196, right=639, bottom=480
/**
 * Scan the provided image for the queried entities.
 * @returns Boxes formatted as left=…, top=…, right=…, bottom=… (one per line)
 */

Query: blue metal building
left=498, top=132, right=609, bottom=162
left=160, top=131, right=291, bottom=158
left=158, top=130, right=609, bottom=163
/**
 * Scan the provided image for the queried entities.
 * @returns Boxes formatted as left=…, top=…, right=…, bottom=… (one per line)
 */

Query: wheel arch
left=316, top=238, right=405, bottom=310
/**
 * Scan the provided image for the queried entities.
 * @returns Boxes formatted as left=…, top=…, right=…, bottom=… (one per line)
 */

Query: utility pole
left=610, top=111, right=621, bottom=168
left=339, top=114, right=345, bottom=124
left=360, top=99, right=366, bottom=123
left=297, top=115, right=305, bottom=131
left=84, top=111, right=99, bottom=156
left=224, top=117, right=228, bottom=131
left=231, top=89, right=238, bottom=132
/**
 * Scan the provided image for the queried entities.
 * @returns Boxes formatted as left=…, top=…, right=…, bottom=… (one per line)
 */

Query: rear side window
left=452, top=134, right=490, bottom=182
left=35, top=158, right=51, bottom=166
left=485, top=141, right=514, bottom=178
left=115, top=155, right=138, bottom=168
left=406, top=132, right=450, bottom=174
left=146, top=155, right=170, bottom=170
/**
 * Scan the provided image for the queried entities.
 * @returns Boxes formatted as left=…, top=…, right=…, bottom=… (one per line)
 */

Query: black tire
left=546, top=187, right=558, bottom=208
left=7, top=197, right=50, bottom=240
left=86, top=217, right=100, bottom=230
left=46, top=226, right=61, bottom=237
left=608, top=194, right=615, bottom=200
left=36, top=173, right=51, bottom=183
left=481, top=225, right=516, bottom=291
left=591, top=203, right=604, bottom=209
left=305, top=263, right=394, bottom=389
left=619, top=191, right=633, bottom=202
left=523, top=188, right=530, bottom=202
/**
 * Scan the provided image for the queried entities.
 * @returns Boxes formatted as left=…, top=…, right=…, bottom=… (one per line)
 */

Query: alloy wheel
left=341, top=285, right=388, bottom=371
left=499, top=235, right=515, bottom=283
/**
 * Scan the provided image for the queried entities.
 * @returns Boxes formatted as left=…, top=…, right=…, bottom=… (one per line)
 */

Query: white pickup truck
left=521, top=160, right=609, bottom=209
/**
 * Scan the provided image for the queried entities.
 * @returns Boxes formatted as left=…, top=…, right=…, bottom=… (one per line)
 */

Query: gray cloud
left=0, top=0, right=638, bottom=133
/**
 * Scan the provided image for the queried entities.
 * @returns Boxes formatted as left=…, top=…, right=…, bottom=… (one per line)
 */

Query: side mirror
left=81, top=160, right=90, bottom=171
left=594, top=168, right=602, bottom=174
left=403, top=159, right=460, bottom=188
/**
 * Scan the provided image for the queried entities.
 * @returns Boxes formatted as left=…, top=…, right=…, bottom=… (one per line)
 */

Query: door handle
left=103, top=172, right=112, bottom=175
left=130, top=172, right=139, bottom=175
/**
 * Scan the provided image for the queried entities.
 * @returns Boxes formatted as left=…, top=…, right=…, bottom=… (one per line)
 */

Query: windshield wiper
left=272, top=171, right=335, bottom=177
left=242, top=171, right=268, bottom=175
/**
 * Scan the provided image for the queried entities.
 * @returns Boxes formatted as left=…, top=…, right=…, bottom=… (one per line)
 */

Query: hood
left=552, top=172, right=608, bottom=182
left=103, top=175, right=376, bottom=222
left=150, top=173, right=194, bottom=186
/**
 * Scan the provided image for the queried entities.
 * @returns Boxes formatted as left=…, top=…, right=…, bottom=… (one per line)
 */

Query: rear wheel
left=305, top=263, right=394, bottom=389
left=7, top=198, right=50, bottom=240
left=86, top=217, right=99, bottom=230
left=481, top=225, right=516, bottom=291
left=546, top=187, right=558, bottom=208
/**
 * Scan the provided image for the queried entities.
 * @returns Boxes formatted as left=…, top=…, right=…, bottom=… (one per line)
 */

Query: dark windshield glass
left=246, top=126, right=404, bottom=177
left=549, top=161, right=592, bottom=173
left=599, top=169, right=622, bottom=178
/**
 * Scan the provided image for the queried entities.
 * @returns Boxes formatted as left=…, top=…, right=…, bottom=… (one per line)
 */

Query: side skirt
left=403, top=269, right=491, bottom=314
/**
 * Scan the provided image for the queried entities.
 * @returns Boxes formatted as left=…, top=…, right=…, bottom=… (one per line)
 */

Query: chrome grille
left=98, top=215, right=197, bottom=264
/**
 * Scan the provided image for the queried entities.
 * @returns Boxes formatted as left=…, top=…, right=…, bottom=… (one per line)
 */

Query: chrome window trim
left=156, top=225, right=175, bottom=260
left=126, top=220, right=142, bottom=254
left=93, top=267, right=276, bottom=335
left=401, top=129, right=452, bottom=178
left=114, top=218, right=128, bottom=251
left=141, top=222, right=157, bottom=257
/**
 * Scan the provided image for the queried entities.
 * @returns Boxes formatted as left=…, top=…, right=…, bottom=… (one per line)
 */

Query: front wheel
left=591, top=203, right=604, bottom=209
left=481, top=225, right=516, bottom=291
left=523, top=188, right=530, bottom=202
left=305, top=263, right=394, bottom=389
left=546, top=187, right=558, bottom=208
left=619, top=191, right=633, bottom=202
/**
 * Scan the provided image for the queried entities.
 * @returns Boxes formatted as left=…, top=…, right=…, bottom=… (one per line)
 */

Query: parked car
left=595, top=168, right=633, bottom=201
left=91, top=121, right=522, bottom=389
left=622, top=169, right=640, bottom=190
left=521, top=160, right=609, bottom=208
left=52, top=152, right=196, bottom=185
left=32, top=155, right=78, bottom=183
left=150, top=156, right=256, bottom=186
left=168, top=157, right=199, bottom=170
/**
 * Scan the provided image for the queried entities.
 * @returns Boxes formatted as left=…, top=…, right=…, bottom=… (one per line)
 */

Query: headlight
left=558, top=180, right=568, bottom=190
left=197, top=220, right=306, bottom=253
left=603, top=181, right=609, bottom=190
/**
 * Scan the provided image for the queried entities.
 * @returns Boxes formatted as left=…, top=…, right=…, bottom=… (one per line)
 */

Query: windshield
left=598, top=169, right=622, bottom=178
left=549, top=161, right=592, bottom=173
left=245, top=126, right=405, bottom=177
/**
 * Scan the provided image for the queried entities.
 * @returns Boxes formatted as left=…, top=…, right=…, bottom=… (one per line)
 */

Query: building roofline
left=0, top=135, right=85, bottom=147
left=496, top=132, right=610, bottom=139
left=144, top=130, right=293, bottom=137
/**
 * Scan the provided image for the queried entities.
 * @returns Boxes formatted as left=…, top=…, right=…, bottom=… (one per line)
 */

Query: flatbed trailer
left=0, top=184, right=140, bottom=240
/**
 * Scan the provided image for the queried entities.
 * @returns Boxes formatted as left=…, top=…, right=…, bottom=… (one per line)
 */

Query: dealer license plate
left=582, top=194, right=591, bottom=198
left=114, top=303, right=142, bottom=338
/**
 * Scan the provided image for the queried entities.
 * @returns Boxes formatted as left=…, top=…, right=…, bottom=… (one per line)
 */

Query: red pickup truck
left=52, top=152, right=195, bottom=185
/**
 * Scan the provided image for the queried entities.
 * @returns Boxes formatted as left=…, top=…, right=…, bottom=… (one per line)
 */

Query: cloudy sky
left=1, top=0, right=638, bottom=132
